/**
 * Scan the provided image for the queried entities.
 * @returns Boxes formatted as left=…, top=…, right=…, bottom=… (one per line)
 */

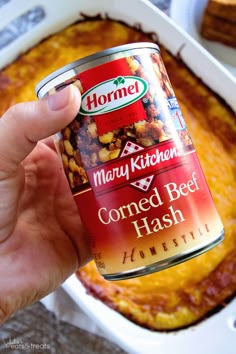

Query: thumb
left=0, top=85, right=80, bottom=241
left=0, top=85, right=81, bottom=177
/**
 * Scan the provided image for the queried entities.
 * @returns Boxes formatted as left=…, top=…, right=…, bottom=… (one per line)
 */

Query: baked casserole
left=0, top=19, right=235, bottom=331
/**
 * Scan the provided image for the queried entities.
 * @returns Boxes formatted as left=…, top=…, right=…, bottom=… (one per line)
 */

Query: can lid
left=35, top=42, right=159, bottom=97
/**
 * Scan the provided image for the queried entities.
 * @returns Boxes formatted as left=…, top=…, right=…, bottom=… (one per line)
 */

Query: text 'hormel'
left=87, top=141, right=184, bottom=194
left=79, top=76, right=148, bottom=115
left=86, top=80, right=138, bottom=110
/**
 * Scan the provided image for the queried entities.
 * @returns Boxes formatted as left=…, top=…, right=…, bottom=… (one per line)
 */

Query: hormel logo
left=79, top=76, right=148, bottom=115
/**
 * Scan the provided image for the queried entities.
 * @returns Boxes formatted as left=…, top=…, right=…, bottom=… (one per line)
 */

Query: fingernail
left=47, top=86, right=73, bottom=111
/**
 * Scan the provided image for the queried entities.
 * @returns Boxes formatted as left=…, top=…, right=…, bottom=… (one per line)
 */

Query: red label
left=75, top=152, right=223, bottom=275
left=79, top=58, right=147, bottom=135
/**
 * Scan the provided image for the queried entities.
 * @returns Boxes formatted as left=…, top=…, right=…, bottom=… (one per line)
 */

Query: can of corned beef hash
left=36, top=42, right=224, bottom=280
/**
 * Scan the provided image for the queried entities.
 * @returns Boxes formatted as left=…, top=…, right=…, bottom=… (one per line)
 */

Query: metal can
left=36, top=43, right=224, bottom=280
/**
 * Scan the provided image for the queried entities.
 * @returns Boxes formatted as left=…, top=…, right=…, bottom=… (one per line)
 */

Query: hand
left=0, top=86, right=91, bottom=323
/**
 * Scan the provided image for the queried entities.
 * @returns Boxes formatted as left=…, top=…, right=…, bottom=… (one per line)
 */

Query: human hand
left=0, top=85, right=91, bottom=323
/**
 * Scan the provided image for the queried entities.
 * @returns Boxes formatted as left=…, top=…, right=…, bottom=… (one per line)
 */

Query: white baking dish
left=1, top=0, right=235, bottom=353
left=63, top=274, right=236, bottom=354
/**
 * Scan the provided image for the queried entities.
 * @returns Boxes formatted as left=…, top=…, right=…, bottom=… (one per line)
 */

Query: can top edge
left=35, top=42, right=159, bottom=97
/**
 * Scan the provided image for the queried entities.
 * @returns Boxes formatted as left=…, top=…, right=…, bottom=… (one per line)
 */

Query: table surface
left=0, top=2, right=171, bottom=354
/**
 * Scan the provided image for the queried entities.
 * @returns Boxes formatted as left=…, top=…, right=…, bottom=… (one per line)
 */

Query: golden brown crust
left=77, top=250, right=236, bottom=330
left=1, top=19, right=235, bottom=331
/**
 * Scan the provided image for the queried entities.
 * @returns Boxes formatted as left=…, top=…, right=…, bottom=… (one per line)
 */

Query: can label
left=56, top=50, right=223, bottom=276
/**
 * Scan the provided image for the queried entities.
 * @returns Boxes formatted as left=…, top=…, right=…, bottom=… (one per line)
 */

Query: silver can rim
left=35, top=42, right=159, bottom=97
